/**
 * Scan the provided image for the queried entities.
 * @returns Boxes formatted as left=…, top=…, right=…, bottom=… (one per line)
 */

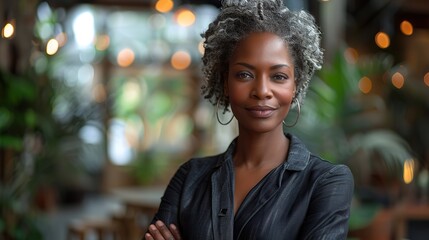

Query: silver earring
left=216, top=100, right=234, bottom=125
left=283, top=98, right=300, bottom=128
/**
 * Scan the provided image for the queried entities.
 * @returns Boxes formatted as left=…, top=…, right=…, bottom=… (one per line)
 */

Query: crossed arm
left=145, top=220, right=181, bottom=240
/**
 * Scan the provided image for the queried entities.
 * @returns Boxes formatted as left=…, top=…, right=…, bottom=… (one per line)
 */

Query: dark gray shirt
left=151, top=133, right=354, bottom=240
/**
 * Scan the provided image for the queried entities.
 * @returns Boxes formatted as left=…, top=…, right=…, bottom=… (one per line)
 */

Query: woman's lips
left=245, top=106, right=276, bottom=118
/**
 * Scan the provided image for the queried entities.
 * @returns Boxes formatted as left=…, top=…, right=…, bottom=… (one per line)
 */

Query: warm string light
left=400, top=20, right=413, bottom=36
left=175, top=8, right=196, bottom=27
left=155, top=0, right=174, bottom=13
left=46, top=38, right=59, bottom=55
left=424, top=72, right=429, bottom=87
left=358, top=76, right=372, bottom=94
left=171, top=50, right=191, bottom=70
left=403, top=159, right=415, bottom=184
left=391, top=72, right=405, bottom=89
left=2, top=21, right=15, bottom=38
left=375, top=32, right=390, bottom=49
left=373, top=20, right=413, bottom=50
left=117, top=48, right=135, bottom=67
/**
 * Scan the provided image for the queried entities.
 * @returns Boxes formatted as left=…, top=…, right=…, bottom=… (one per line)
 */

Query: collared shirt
left=151, top=133, right=354, bottom=239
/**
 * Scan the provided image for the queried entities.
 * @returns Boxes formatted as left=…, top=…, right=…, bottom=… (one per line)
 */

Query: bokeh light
left=391, top=72, right=405, bottom=89
left=117, top=48, right=135, bottom=67
left=46, top=38, right=59, bottom=55
left=175, top=8, right=196, bottom=27
left=95, top=34, right=110, bottom=51
left=171, top=50, right=191, bottom=70
left=73, top=10, right=95, bottom=48
left=403, top=159, right=415, bottom=184
left=198, top=39, right=205, bottom=56
left=424, top=72, right=429, bottom=87
left=359, top=76, right=372, bottom=94
left=344, top=47, right=358, bottom=64
left=108, top=119, right=133, bottom=165
left=400, top=20, right=413, bottom=36
left=79, top=124, right=103, bottom=144
left=123, top=81, right=141, bottom=105
left=2, top=22, right=15, bottom=38
left=77, top=64, right=95, bottom=86
left=55, top=32, right=67, bottom=47
left=375, top=32, right=390, bottom=49
left=155, top=0, right=174, bottom=13
left=37, top=2, right=52, bottom=21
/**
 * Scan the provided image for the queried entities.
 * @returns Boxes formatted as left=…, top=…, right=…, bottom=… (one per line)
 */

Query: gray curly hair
left=201, top=0, right=324, bottom=112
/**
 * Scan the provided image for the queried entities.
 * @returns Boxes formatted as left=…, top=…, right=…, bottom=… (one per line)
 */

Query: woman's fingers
left=169, top=224, right=182, bottom=240
left=145, top=232, right=155, bottom=240
left=148, top=224, right=164, bottom=240
left=147, top=221, right=181, bottom=240
left=156, top=220, right=174, bottom=240
left=148, top=221, right=175, bottom=240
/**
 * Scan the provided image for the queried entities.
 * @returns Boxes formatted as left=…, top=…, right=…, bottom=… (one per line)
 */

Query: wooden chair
left=110, top=201, right=158, bottom=239
left=67, top=218, right=119, bottom=240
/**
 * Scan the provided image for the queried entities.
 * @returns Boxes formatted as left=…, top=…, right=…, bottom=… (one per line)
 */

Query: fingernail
left=150, top=224, right=157, bottom=230
left=170, top=224, right=176, bottom=230
left=156, top=220, right=163, bottom=227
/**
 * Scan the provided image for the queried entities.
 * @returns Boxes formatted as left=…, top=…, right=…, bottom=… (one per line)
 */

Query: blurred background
left=0, top=0, right=428, bottom=239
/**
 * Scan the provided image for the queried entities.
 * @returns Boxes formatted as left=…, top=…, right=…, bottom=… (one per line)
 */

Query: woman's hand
left=145, top=220, right=182, bottom=240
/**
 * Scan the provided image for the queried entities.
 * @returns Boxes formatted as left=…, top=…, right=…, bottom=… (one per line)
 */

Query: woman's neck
left=234, top=127, right=289, bottom=169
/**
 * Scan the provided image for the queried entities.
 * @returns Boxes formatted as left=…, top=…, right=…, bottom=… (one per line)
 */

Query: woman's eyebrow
left=234, top=62, right=255, bottom=69
left=270, top=64, right=290, bottom=70
left=234, top=62, right=291, bottom=70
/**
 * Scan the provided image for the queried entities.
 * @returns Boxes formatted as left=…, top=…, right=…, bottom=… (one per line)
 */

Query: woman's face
left=226, top=32, right=296, bottom=133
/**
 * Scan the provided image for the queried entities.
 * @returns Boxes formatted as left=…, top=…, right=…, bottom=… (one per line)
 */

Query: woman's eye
left=236, top=72, right=253, bottom=80
left=272, top=74, right=288, bottom=81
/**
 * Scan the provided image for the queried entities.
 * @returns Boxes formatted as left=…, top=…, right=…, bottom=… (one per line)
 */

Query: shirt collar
left=215, top=133, right=311, bottom=171
left=283, top=133, right=310, bottom=171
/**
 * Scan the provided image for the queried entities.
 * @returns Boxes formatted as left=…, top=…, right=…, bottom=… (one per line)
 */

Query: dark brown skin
left=145, top=220, right=181, bottom=240
left=145, top=32, right=296, bottom=239
left=226, top=32, right=295, bottom=214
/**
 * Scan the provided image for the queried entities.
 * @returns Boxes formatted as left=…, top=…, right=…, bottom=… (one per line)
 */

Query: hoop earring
left=283, top=99, right=300, bottom=128
left=216, top=100, right=234, bottom=125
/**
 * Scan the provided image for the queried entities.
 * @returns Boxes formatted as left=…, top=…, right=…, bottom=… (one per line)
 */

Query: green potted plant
left=290, top=47, right=415, bottom=237
left=0, top=70, right=45, bottom=240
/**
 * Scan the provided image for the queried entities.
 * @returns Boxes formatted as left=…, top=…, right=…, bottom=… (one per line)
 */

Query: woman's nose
left=251, top=76, right=273, bottom=99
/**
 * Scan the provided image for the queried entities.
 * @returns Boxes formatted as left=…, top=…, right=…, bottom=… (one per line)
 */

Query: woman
left=144, top=0, right=354, bottom=239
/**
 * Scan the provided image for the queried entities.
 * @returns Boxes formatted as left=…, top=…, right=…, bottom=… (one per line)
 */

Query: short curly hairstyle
left=201, top=0, right=324, bottom=112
